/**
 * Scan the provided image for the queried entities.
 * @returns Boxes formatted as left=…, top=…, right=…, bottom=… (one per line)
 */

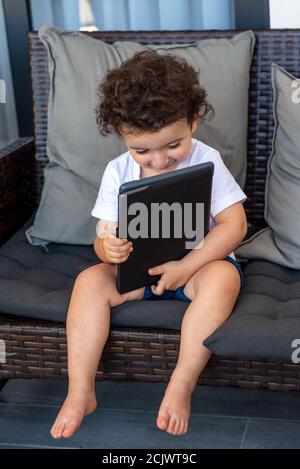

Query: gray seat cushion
left=2, top=217, right=300, bottom=360
left=204, top=260, right=300, bottom=359
left=0, top=215, right=188, bottom=327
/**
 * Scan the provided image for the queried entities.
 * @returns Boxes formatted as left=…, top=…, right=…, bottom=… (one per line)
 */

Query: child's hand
left=148, top=260, right=189, bottom=295
left=102, top=236, right=133, bottom=264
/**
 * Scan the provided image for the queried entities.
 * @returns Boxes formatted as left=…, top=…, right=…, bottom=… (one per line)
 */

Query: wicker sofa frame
left=1, top=29, right=300, bottom=392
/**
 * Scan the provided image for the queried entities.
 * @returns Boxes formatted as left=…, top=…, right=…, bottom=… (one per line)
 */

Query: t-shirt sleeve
left=91, top=162, right=119, bottom=222
left=208, top=150, right=247, bottom=218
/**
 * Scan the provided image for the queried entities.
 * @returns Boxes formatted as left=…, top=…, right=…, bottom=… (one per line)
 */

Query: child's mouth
left=156, top=161, right=177, bottom=171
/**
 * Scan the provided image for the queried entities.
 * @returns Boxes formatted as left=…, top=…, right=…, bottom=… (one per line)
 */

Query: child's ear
left=191, top=117, right=199, bottom=133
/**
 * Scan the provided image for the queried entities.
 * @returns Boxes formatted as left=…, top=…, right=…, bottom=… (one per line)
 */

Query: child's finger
left=106, top=240, right=132, bottom=252
left=108, top=243, right=133, bottom=254
left=109, top=246, right=133, bottom=258
left=152, top=278, right=165, bottom=296
left=111, top=252, right=131, bottom=263
left=148, top=265, right=163, bottom=276
left=107, top=244, right=133, bottom=255
left=151, top=284, right=165, bottom=296
left=108, top=237, right=128, bottom=246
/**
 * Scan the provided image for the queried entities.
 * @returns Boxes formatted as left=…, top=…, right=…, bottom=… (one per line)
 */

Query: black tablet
left=116, top=162, right=214, bottom=294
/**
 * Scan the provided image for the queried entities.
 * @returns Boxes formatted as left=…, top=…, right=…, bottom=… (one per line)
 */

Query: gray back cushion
left=26, top=26, right=255, bottom=246
left=236, top=64, right=300, bottom=269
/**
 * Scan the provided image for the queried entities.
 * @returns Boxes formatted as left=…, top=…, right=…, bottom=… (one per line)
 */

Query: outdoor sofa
left=1, top=28, right=300, bottom=393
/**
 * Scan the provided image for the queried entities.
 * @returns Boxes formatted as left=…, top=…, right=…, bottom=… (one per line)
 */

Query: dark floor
left=1, top=379, right=300, bottom=449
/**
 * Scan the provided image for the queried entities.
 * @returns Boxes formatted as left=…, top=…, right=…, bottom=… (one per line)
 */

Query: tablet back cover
left=117, top=162, right=213, bottom=293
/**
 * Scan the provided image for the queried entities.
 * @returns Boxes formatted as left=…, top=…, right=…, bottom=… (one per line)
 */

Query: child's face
left=121, top=117, right=198, bottom=176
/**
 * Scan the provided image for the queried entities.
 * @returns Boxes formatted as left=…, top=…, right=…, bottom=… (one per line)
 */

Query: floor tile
left=242, top=419, right=300, bottom=449
left=0, top=403, right=246, bottom=449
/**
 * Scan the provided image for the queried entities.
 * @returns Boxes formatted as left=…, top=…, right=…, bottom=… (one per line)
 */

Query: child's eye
left=168, top=143, right=180, bottom=150
left=136, top=143, right=180, bottom=155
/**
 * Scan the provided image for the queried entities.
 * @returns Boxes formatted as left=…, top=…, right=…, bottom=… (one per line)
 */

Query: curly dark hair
left=96, top=50, right=214, bottom=137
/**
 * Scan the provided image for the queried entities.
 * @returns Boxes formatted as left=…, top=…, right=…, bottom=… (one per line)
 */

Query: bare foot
left=50, top=388, right=97, bottom=439
left=156, top=379, right=192, bottom=436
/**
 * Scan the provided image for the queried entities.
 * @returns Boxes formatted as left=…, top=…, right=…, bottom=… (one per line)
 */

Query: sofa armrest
left=0, top=137, right=37, bottom=246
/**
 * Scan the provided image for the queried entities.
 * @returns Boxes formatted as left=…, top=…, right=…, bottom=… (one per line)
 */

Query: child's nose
left=151, top=154, right=169, bottom=170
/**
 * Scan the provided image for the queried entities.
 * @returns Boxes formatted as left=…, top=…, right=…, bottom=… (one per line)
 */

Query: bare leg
left=50, top=263, right=144, bottom=439
left=156, top=260, right=241, bottom=436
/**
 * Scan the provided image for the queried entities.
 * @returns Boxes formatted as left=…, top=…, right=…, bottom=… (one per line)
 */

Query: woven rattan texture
left=1, top=316, right=300, bottom=391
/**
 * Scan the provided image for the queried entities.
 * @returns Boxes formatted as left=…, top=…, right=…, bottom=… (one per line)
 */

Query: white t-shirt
left=91, top=138, right=247, bottom=260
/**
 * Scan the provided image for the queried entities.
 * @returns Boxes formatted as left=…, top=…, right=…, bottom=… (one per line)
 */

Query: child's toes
left=156, top=412, right=169, bottom=430
left=178, top=419, right=187, bottom=435
left=62, top=421, right=77, bottom=438
left=50, top=424, right=57, bottom=438
left=174, top=419, right=183, bottom=435
left=52, top=422, right=64, bottom=439
left=182, top=421, right=188, bottom=435
left=167, top=416, right=177, bottom=434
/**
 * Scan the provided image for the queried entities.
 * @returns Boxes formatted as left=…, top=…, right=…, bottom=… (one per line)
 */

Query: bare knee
left=75, top=263, right=120, bottom=304
left=76, top=263, right=115, bottom=287
left=183, top=259, right=240, bottom=301
left=75, top=263, right=144, bottom=307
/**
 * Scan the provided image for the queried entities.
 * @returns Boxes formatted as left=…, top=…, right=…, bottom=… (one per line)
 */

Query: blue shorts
left=143, top=255, right=244, bottom=302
